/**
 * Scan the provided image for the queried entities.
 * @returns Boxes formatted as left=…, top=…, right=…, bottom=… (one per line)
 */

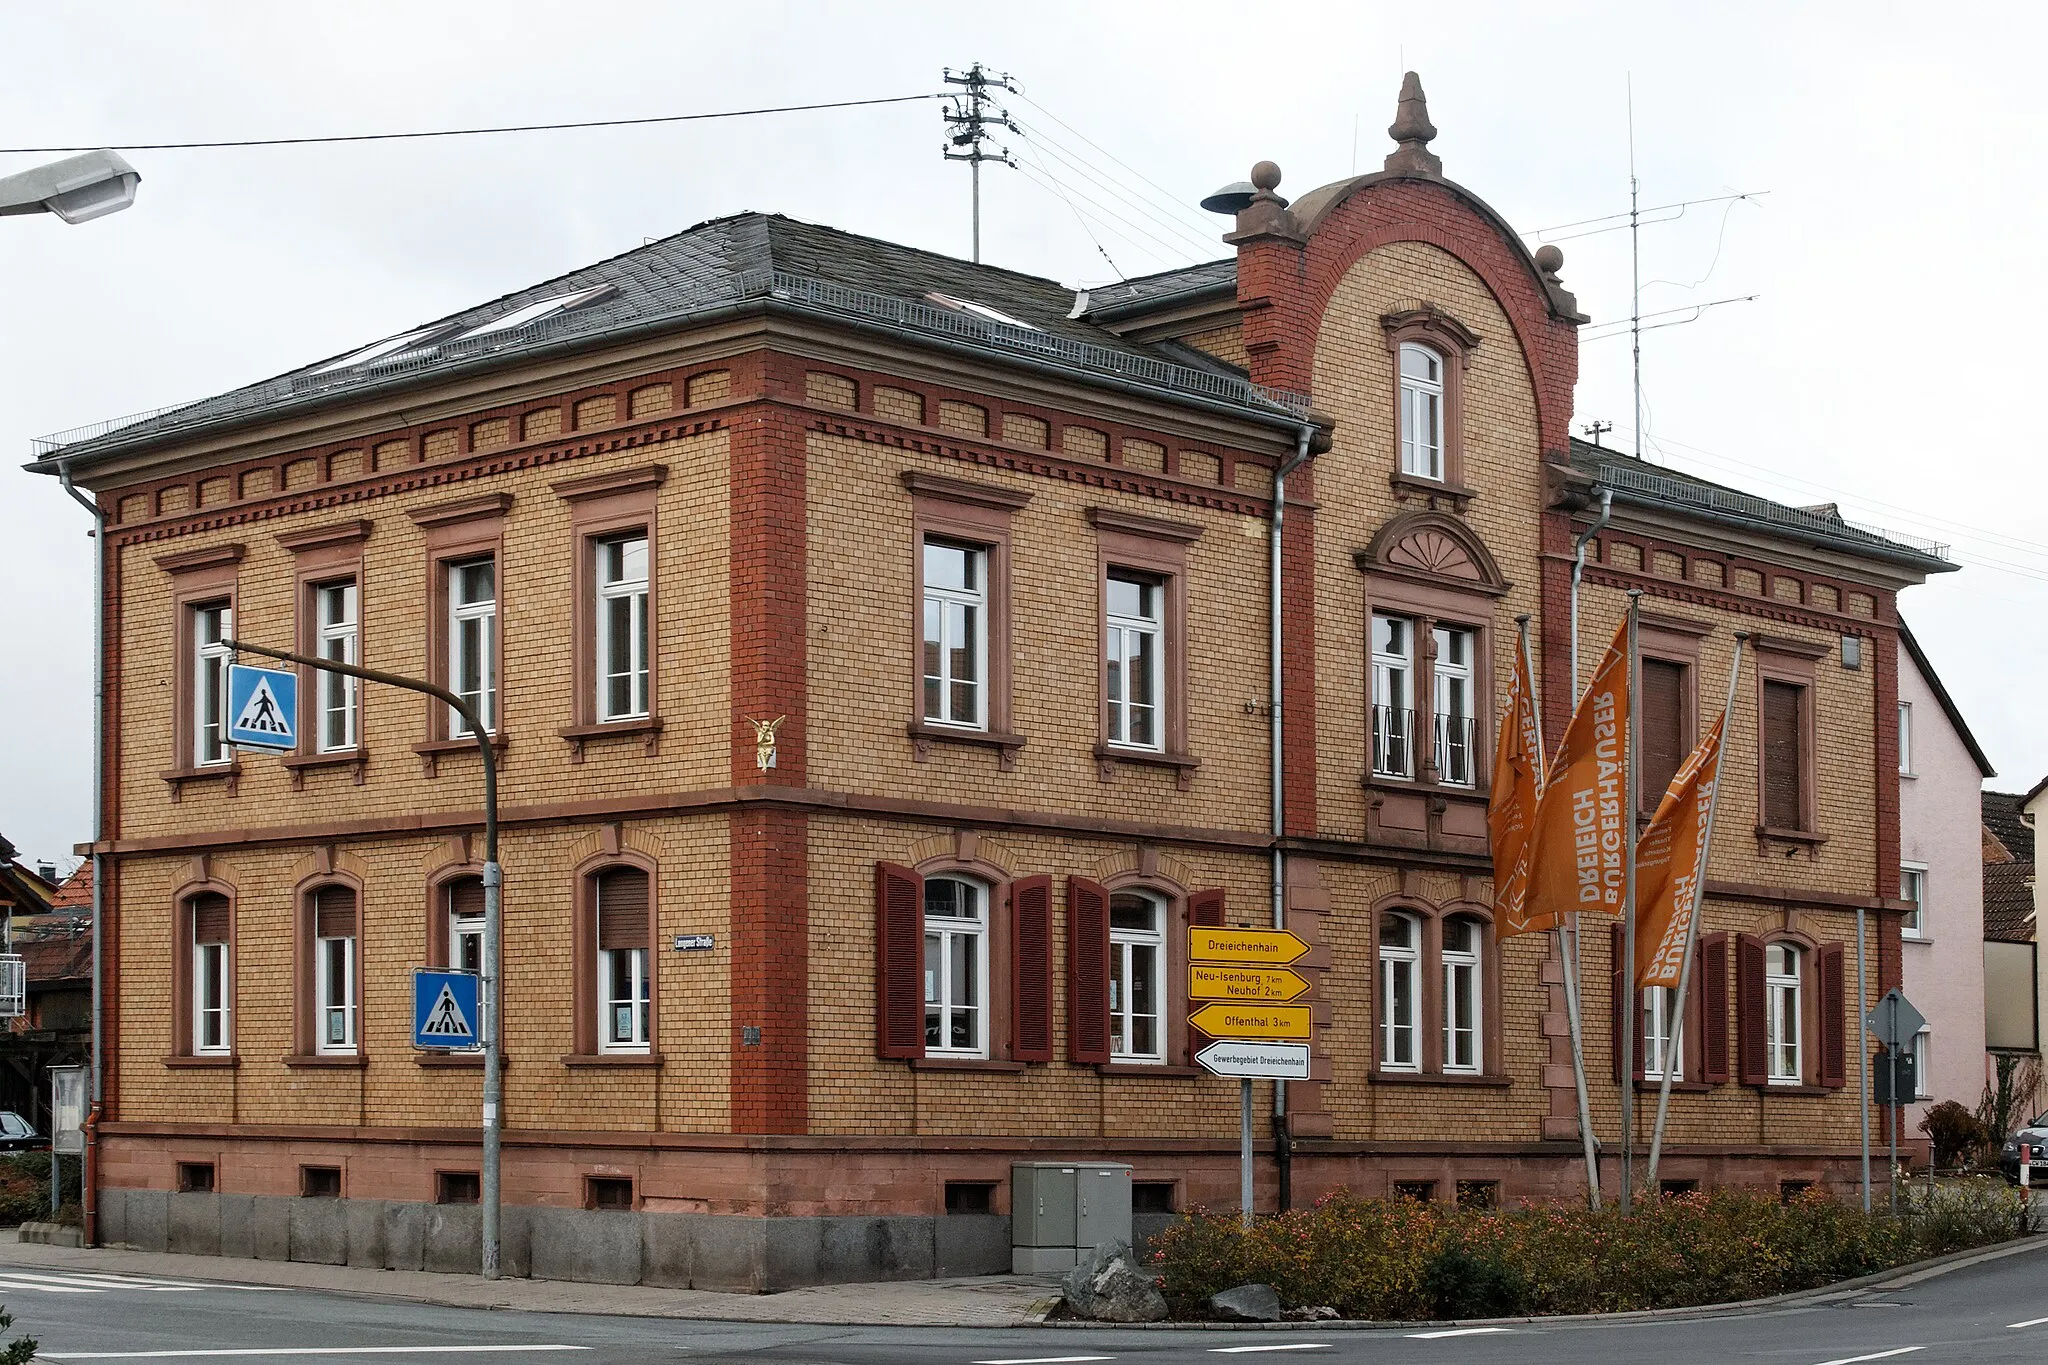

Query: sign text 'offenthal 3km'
left=1187, top=928, right=1312, bottom=1079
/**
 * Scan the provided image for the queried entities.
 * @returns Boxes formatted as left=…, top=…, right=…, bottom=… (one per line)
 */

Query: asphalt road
left=3, top=1242, right=2045, bottom=1365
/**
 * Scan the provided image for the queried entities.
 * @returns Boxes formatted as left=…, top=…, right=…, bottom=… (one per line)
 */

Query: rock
left=1061, top=1240, right=1168, bottom=1323
left=1313, top=1306, right=1341, bottom=1320
left=1211, top=1283, right=1283, bottom=1321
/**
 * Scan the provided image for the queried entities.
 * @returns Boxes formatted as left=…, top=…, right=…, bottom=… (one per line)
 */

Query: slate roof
left=1983, top=791, right=2035, bottom=943
left=1985, top=791, right=2033, bottom=863
left=1077, top=258, right=1238, bottom=320
left=28, top=215, right=1295, bottom=472
left=1569, top=440, right=1954, bottom=573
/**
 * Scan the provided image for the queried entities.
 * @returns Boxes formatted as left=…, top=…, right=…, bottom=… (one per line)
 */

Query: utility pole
left=1582, top=420, right=1612, bottom=448
left=942, top=63, right=1017, bottom=263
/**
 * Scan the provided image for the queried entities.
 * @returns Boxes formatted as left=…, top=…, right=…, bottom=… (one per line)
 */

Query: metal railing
left=1434, top=713, right=1477, bottom=787
left=1595, top=462, right=1951, bottom=562
left=1371, top=704, right=1414, bottom=780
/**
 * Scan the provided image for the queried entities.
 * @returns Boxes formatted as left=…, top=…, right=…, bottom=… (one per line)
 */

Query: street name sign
left=226, top=664, right=298, bottom=750
left=1187, top=927, right=1310, bottom=966
left=1196, top=1039, right=1311, bottom=1080
left=1188, top=1002, right=1311, bottom=1041
left=1190, top=964, right=1310, bottom=1003
left=413, top=969, right=481, bottom=1051
left=1864, top=988, right=1926, bottom=1054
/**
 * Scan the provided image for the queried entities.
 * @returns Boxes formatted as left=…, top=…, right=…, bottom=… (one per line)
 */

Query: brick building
left=30, top=77, right=1950, bottom=1287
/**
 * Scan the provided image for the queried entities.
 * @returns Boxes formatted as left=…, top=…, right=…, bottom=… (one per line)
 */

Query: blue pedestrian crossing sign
left=226, top=664, right=298, bottom=750
left=413, top=969, right=482, bottom=1051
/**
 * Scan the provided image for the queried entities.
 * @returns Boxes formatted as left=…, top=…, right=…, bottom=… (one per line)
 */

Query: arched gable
left=1360, top=510, right=1509, bottom=596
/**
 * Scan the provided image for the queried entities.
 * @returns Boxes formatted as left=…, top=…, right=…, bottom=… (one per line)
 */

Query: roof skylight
left=459, top=284, right=616, bottom=339
left=925, top=291, right=1038, bottom=331
left=310, top=322, right=462, bottom=375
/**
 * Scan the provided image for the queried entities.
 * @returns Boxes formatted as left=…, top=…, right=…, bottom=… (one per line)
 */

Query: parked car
left=2000, top=1112, right=2048, bottom=1185
left=0, top=1112, right=42, bottom=1152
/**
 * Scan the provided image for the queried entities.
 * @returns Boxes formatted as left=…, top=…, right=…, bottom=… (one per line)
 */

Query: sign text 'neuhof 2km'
left=1187, top=927, right=1313, bottom=1079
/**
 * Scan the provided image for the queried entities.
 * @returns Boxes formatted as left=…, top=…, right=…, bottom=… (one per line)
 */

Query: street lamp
left=0, top=150, right=140, bottom=224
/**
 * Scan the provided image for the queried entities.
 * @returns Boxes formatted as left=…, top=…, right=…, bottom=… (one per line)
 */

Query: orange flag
left=1634, top=710, right=1727, bottom=988
left=1491, top=636, right=1545, bottom=936
left=1520, top=617, right=1632, bottom=927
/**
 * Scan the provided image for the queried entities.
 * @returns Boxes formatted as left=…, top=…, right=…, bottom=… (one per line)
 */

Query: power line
left=1011, top=162, right=1187, bottom=273
left=1011, top=122, right=1217, bottom=260
left=1526, top=190, right=1770, bottom=242
left=0, top=94, right=943, bottom=155
left=942, top=65, right=1018, bottom=263
left=1014, top=141, right=1123, bottom=278
left=1009, top=91, right=1218, bottom=241
left=1579, top=294, right=1759, bottom=341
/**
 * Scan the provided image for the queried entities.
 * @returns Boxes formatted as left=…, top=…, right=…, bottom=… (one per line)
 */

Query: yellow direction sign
left=1189, top=964, right=1311, bottom=1004
left=1187, top=1002, right=1311, bottom=1041
left=1188, top=927, right=1310, bottom=967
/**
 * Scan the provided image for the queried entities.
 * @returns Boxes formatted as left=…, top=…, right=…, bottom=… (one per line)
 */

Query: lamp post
left=22, top=146, right=142, bottom=1252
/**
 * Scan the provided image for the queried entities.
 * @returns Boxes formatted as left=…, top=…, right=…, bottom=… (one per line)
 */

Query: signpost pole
left=1857, top=907, right=1871, bottom=1213
left=1619, top=592, right=1642, bottom=1215
left=1239, top=1079, right=1254, bottom=1229
left=1889, top=1042, right=1900, bottom=1218
left=224, top=637, right=502, bottom=1279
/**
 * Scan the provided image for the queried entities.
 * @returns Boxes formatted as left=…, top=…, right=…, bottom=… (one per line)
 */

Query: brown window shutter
left=595, top=868, right=650, bottom=950
left=1818, top=943, right=1847, bottom=1088
left=312, top=885, right=356, bottom=940
left=1700, top=933, right=1730, bottom=1084
left=446, top=878, right=485, bottom=919
left=190, top=892, right=230, bottom=945
left=874, top=863, right=924, bottom=1059
left=1066, top=876, right=1111, bottom=1065
left=1736, top=933, right=1769, bottom=1085
left=1761, top=681, right=1804, bottom=830
left=1639, top=659, right=1686, bottom=813
left=1011, top=875, right=1053, bottom=1063
left=1188, top=889, right=1225, bottom=927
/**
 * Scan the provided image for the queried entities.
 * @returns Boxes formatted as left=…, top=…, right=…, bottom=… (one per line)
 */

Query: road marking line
left=42, top=1350, right=591, bottom=1360
left=0, top=1271, right=201, bottom=1292
left=972, top=1357, right=1115, bottom=1364
left=1407, top=1327, right=1516, bottom=1338
left=1809, top=1350, right=1922, bottom=1365
left=1207, top=1349, right=1332, bottom=1356
left=2010, top=1317, right=2048, bottom=1329
left=70, top=1272, right=290, bottom=1291
left=0, top=1276, right=102, bottom=1293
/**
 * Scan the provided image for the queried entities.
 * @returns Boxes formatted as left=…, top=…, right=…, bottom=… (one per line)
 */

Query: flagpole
left=1644, top=633, right=1746, bottom=1193
left=1619, top=590, right=1642, bottom=1214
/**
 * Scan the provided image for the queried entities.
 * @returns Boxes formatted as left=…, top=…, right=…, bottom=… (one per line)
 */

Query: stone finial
left=1225, top=159, right=1304, bottom=244
left=1531, top=243, right=1583, bottom=319
left=1384, top=71, right=1442, bottom=176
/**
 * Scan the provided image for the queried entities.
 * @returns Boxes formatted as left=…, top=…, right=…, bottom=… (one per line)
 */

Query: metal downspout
left=1270, top=425, right=1316, bottom=1213
left=57, top=461, right=104, bottom=1244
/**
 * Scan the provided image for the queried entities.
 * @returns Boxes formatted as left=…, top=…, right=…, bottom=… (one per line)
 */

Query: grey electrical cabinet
left=1011, top=1161, right=1132, bottom=1273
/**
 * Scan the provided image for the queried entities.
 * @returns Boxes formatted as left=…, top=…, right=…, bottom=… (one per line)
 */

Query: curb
left=1044, top=1233, right=2048, bottom=1331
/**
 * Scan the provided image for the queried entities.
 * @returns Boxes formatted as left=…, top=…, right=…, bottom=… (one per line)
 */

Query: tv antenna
left=943, top=64, right=1017, bottom=263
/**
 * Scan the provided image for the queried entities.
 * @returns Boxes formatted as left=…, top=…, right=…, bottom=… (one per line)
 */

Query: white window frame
left=922, top=539, right=987, bottom=730
left=1398, top=343, right=1445, bottom=480
left=1899, top=863, right=1928, bottom=940
left=1642, top=984, right=1683, bottom=1082
left=1432, top=625, right=1476, bottom=788
left=449, top=896, right=488, bottom=1041
left=923, top=877, right=989, bottom=1059
left=315, top=930, right=356, bottom=1054
left=595, top=534, right=650, bottom=722
left=1911, top=1026, right=1933, bottom=1100
left=1897, top=701, right=1913, bottom=776
left=1379, top=912, right=1421, bottom=1072
left=315, top=581, right=359, bottom=753
left=598, top=943, right=651, bottom=1054
left=193, top=937, right=229, bottom=1056
left=1765, top=943, right=1803, bottom=1085
left=1441, top=916, right=1483, bottom=1074
left=1109, top=891, right=1166, bottom=1064
left=1372, top=614, right=1415, bottom=780
left=194, top=601, right=233, bottom=768
left=1105, top=571, right=1163, bottom=752
left=447, top=557, right=497, bottom=735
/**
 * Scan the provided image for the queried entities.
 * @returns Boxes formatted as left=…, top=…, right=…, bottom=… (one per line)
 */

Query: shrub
left=1919, top=1100, right=1988, bottom=1170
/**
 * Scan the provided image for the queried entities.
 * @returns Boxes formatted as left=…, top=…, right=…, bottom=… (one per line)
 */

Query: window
left=923, top=877, right=988, bottom=1058
left=1640, top=657, right=1688, bottom=813
left=1392, top=1180, right=1436, bottom=1203
left=310, top=885, right=357, bottom=1054
left=1841, top=634, right=1863, bottom=669
left=1455, top=1180, right=1499, bottom=1209
left=1131, top=1182, right=1177, bottom=1214
left=595, top=868, right=651, bottom=1054
left=1660, top=1179, right=1700, bottom=1197
left=447, top=878, right=485, bottom=976
left=191, top=893, right=230, bottom=1055
left=1105, top=572, right=1162, bottom=750
left=1760, top=679, right=1807, bottom=831
left=1898, top=702, right=1913, bottom=775
left=595, top=535, right=649, bottom=721
left=1642, top=985, right=1682, bottom=1081
left=300, top=1166, right=341, bottom=1198
left=1108, top=891, right=1165, bottom=1063
left=176, top=1162, right=215, bottom=1193
left=314, top=582, right=358, bottom=752
left=459, top=284, right=615, bottom=340
left=1432, top=627, right=1476, bottom=787
left=1900, top=865, right=1927, bottom=939
left=1911, top=1026, right=1932, bottom=1100
left=1779, top=1179, right=1814, bottom=1203
left=447, top=558, right=497, bottom=735
left=436, top=1171, right=480, bottom=1205
left=1379, top=911, right=1421, bottom=1071
left=1398, top=344, right=1445, bottom=479
left=922, top=540, right=986, bottom=729
left=924, top=291, right=1038, bottom=330
left=1441, top=915, right=1483, bottom=1073
left=586, top=1176, right=635, bottom=1211
left=1765, top=942, right=1803, bottom=1085
left=192, top=602, right=233, bottom=767
left=945, top=1181, right=997, bottom=1214
left=1372, top=615, right=1415, bottom=779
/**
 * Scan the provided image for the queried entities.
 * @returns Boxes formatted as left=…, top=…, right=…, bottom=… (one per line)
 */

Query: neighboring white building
left=1897, top=624, right=1996, bottom=1132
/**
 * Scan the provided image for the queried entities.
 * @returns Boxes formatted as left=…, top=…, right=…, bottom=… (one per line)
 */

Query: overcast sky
left=3, top=2, right=2040, bottom=870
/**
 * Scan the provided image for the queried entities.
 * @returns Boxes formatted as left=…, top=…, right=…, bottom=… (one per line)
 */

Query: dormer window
left=1399, top=343, right=1445, bottom=479
left=924, top=292, right=1038, bottom=331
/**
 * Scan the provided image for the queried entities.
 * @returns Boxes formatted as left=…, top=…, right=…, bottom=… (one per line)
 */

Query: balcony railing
left=1434, top=713, right=1477, bottom=787
left=1371, top=705, right=1414, bottom=780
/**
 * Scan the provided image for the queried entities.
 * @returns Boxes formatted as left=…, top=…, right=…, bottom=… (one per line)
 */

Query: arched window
left=594, top=867, right=651, bottom=1054
left=309, top=885, right=358, bottom=1054
left=445, top=877, right=484, bottom=975
left=1441, top=914, right=1483, bottom=1073
left=1108, top=891, right=1165, bottom=1063
left=1642, top=985, right=1681, bottom=1081
left=1765, top=942, right=1803, bottom=1084
left=923, top=876, right=989, bottom=1058
left=1398, top=343, right=1445, bottom=480
left=1379, top=911, right=1421, bottom=1071
left=188, top=891, right=231, bottom=1056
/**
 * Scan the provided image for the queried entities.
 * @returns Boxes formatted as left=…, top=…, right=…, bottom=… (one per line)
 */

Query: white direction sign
left=1196, top=1039, right=1311, bottom=1080
left=1864, top=987, right=1926, bottom=1053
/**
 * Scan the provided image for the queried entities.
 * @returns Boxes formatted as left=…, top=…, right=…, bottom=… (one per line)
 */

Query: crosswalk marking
left=42, top=1349, right=589, bottom=1360
left=0, top=1269, right=293, bottom=1295
left=1207, top=1348, right=1332, bottom=1356
left=0, top=1275, right=102, bottom=1294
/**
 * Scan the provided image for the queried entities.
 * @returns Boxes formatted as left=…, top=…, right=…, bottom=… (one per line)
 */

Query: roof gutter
left=1081, top=277, right=1239, bottom=325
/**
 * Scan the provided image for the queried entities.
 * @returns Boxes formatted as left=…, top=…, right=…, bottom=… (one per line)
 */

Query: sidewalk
left=0, top=1236, right=1064, bottom=1327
